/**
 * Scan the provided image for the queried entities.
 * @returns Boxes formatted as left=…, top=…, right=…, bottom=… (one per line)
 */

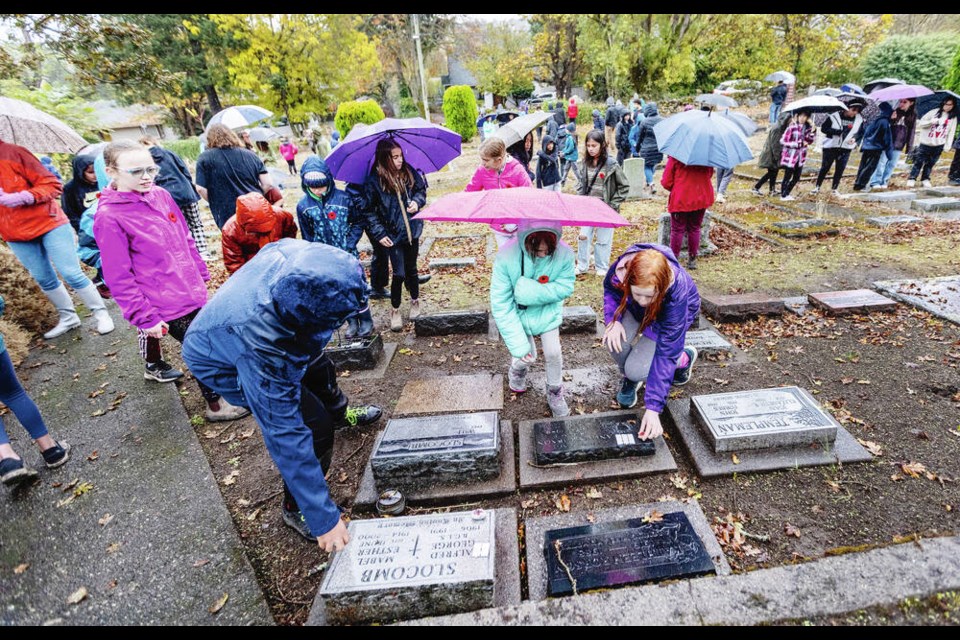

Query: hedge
left=442, top=85, right=478, bottom=143
left=334, top=100, right=386, bottom=140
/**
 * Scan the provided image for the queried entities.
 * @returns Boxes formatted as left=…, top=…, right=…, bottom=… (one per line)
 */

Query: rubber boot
left=356, top=308, right=375, bottom=338
left=41, top=284, right=81, bottom=339
left=75, top=283, right=115, bottom=335
left=344, top=317, right=360, bottom=340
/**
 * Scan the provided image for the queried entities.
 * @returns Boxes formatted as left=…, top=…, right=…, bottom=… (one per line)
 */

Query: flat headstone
left=923, top=186, right=960, bottom=198
left=518, top=410, right=676, bottom=490
left=807, top=289, right=897, bottom=315
left=428, top=257, right=476, bottom=269
left=560, top=306, right=597, bottom=334
left=394, top=373, right=503, bottom=416
left=666, top=397, right=872, bottom=478
left=928, top=210, right=960, bottom=221
left=325, top=333, right=384, bottom=371
left=770, top=218, right=831, bottom=230
left=524, top=501, right=730, bottom=601
left=866, top=215, right=923, bottom=227
left=701, top=292, right=785, bottom=322
left=874, top=276, right=960, bottom=326
left=354, top=420, right=517, bottom=510
left=415, top=310, right=489, bottom=337
left=849, top=190, right=918, bottom=202
left=317, top=510, right=498, bottom=624
left=684, top=329, right=733, bottom=356
left=657, top=212, right=716, bottom=255
left=534, top=415, right=655, bottom=465
left=623, top=158, right=650, bottom=199
left=543, top=511, right=716, bottom=596
left=782, top=296, right=811, bottom=316
left=691, top=386, right=837, bottom=453
left=371, top=411, right=500, bottom=488
left=766, top=219, right=839, bottom=237
left=911, top=197, right=960, bottom=212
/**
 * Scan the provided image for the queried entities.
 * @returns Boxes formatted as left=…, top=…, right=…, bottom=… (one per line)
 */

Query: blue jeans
left=0, top=349, right=49, bottom=445
left=870, top=149, right=901, bottom=187
left=576, top=226, right=614, bottom=273
left=6, top=223, right=91, bottom=292
left=770, top=103, right=782, bottom=124
left=644, top=162, right=656, bottom=186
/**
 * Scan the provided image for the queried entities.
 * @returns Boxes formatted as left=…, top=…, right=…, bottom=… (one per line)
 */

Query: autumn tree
left=467, top=23, right=534, bottom=101
left=531, top=14, right=583, bottom=99
left=212, top=14, right=380, bottom=130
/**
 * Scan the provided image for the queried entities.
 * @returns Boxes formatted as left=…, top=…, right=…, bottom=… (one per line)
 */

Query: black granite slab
left=534, top=416, right=655, bottom=465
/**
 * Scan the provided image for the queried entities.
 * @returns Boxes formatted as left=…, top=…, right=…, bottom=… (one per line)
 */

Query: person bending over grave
left=182, top=239, right=382, bottom=550
left=490, top=222, right=575, bottom=418
left=222, top=192, right=298, bottom=275
left=601, top=244, right=700, bottom=439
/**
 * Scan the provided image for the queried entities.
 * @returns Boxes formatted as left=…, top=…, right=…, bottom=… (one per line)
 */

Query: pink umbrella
left=413, top=187, right=632, bottom=228
left=867, top=84, right=933, bottom=102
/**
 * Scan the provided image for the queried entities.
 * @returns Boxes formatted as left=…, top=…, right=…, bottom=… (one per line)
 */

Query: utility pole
left=412, top=14, right=430, bottom=120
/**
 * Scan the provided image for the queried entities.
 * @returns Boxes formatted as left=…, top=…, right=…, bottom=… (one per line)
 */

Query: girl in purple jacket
left=94, top=140, right=249, bottom=422
left=601, top=243, right=700, bottom=440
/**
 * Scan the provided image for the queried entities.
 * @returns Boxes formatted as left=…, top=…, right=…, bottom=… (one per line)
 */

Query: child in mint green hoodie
left=490, top=222, right=575, bottom=417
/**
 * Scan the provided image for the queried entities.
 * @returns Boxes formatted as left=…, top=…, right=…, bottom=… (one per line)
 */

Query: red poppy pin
left=168, top=212, right=177, bottom=223
left=598, top=172, right=605, bottom=179
left=538, top=275, right=549, bottom=284
left=327, top=211, right=336, bottom=220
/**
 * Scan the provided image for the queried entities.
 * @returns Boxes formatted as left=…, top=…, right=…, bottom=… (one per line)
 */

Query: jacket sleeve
left=170, top=151, right=200, bottom=199
left=535, top=158, right=544, bottom=188
left=296, top=200, right=315, bottom=243
left=603, top=268, right=625, bottom=325
left=235, top=353, right=341, bottom=538
left=221, top=228, right=245, bottom=274
left=489, top=254, right=532, bottom=359
left=643, top=297, right=689, bottom=413
left=821, top=116, right=842, bottom=137
left=361, top=179, right=388, bottom=242
left=409, top=170, right=428, bottom=209
left=465, top=167, right=485, bottom=191
left=513, top=259, right=575, bottom=307
left=281, top=211, right=298, bottom=239
left=94, top=215, right=164, bottom=330
left=946, top=118, right=957, bottom=150
left=660, top=156, right=676, bottom=191
left=608, top=163, right=630, bottom=210
left=18, top=148, right=63, bottom=204
left=917, top=111, right=936, bottom=130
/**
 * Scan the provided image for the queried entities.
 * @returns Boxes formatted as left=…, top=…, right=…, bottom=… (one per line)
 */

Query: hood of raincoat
left=300, top=155, right=333, bottom=204
left=71, top=150, right=98, bottom=186
left=539, top=134, right=558, bottom=156
left=236, top=192, right=280, bottom=234
left=643, top=103, right=659, bottom=118
left=517, top=221, right=563, bottom=256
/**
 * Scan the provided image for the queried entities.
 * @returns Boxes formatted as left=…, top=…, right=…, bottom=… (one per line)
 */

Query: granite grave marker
left=534, top=416, right=655, bottom=465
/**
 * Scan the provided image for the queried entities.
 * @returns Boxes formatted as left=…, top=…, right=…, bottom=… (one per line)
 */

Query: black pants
left=817, top=148, right=851, bottom=190
left=389, top=238, right=420, bottom=308
left=370, top=240, right=390, bottom=291
left=854, top=150, right=883, bottom=191
left=163, top=308, right=220, bottom=403
left=286, top=159, right=296, bottom=175
left=780, top=166, right=802, bottom=197
left=910, top=144, right=944, bottom=181
left=950, top=149, right=960, bottom=183
left=755, top=168, right=779, bottom=193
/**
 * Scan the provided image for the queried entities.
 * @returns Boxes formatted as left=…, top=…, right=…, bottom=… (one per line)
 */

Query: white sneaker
left=906, top=179, right=916, bottom=188
left=872, top=184, right=887, bottom=190
left=780, top=195, right=796, bottom=201
left=205, top=398, right=251, bottom=422
left=810, top=186, right=820, bottom=195
left=922, top=180, right=933, bottom=188
left=715, top=193, right=726, bottom=203
left=750, top=188, right=763, bottom=196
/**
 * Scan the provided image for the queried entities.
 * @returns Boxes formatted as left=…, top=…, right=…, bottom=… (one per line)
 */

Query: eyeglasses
left=122, top=166, right=161, bottom=178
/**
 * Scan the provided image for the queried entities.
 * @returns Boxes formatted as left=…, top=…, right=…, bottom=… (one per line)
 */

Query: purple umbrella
left=867, top=84, right=933, bottom=102
left=325, top=117, right=462, bottom=184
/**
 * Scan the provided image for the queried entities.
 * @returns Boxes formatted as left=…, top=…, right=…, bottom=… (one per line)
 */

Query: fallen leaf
left=784, top=523, right=801, bottom=538
left=90, top=409, right=106, bottom=417
left=222, top=470, right=240, bottom=486
left=856, top=379, right=871, bottom=385
left=585, top=487, right=602, bottom=499
left=825, top=480, right=842, bottom=493
left=106, top=579, right=118, bottom=590
left=67, top=587, right=88, bottom=605
left=239, top=428, right=255, bottom=440
left=555, top=494, right=571, bottom=512
left=398, top=348, right=414, bottom=355
left=642, top=510, right=664, bottom=523
left=586, top=513, right=596, bottom=523
left=13, top=563, right=29, bottom=575
left=840, top=377, right=854, bottom=385
left=890, top=473, right=904, bottom=482
left=236, top=498, right=251, bottom=507
left=62, top=478, right=79, bottom=492
left=901, top=461, right=927, bottom=478
left=98, top=514, right=113, bottom=527
left=732, top=454, right=741, bottom=465
left=106, top=542, right=121, bottom=554
left=670, top=474, right=689, bottom=490
left=856, top=439, right=883, bottom=457
left=208, top=593, right=229, bottom=615
left=713, top=378, right=730, bottom=386
left=193, top=559, right=210, bottom=568
left=87, top=451, right=99, bottom=462
left=246, top=508, right=261, bottom=521
left=520, top=499, right=537, bottom=509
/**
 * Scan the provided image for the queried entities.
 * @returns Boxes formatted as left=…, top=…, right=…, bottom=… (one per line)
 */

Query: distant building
left=442, top=53, right=493, bottom=111
left=90, top=100, right=174, bottom=142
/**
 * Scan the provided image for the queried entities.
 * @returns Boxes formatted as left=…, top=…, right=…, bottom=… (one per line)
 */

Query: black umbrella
left=862, top=78, right=905, bottom=95
left=494, top=111, right=522, bottom=124
left=915, top=90, right=960, bottom=119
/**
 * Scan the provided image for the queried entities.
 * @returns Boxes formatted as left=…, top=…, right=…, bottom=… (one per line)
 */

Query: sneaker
left=780, top=194, right=796, bottom=201
left=922, top=179, right=933, bottom=188
left=872, top=184, right=887, bottom=190
left=40, top=441, right=71, bottom=469
left=715, top=193, right=726, bottom=203
left=906, top=179, right=916, bottom=188
left=390, top=308, right=403, bottom=332
left=673, top=347, right=699, bottom=386
left=336, top=405, right=383, bottom=429
left=750, top=188, right=763, bottom=197
left=546, top=385, right=570, bottom=417
left=832, top=189, right=843, bottom=197
left=616, top=377, right=642, bottom=409
left=409, top=299, right=421, bottom=320
left=687, top=257, right=698, bottom=271
left=281, top=507, right=315, bottom=542
left=144, top=360, right=184, bottom=383
left=0, top=457, right=38, bottom=486
left=810, top=186, right=820, bottom=195
left=508, top=363, right=528, bottom=394
left=205, top=399, right=251, bottom=423
left=368, top=288, right=390, bottom=299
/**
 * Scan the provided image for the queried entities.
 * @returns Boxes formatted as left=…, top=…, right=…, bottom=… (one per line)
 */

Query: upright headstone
left=318, top=510, right=497, bottom=624
left=534, top=416, right=655, bottom=465
left=543, top=511, right=716, bottom=596
left=371, top=411, right=501, bottom=488
left=623, top=158, right=649, bottom=199
left=559, top=306, right=598, bottom=334
left=325, top=333, right=384, bottom=371
left=658, top=212, right=716, bottom=255
left=691, top=386, right=837, bottom=452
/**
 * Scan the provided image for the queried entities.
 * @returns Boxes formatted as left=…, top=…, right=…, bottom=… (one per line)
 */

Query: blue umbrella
left=325, top=117, right=462, bottom=184
left=719, top=110, right=759, bottom=137
left=840, top=83, right=865, bottom=96
left=652, top=109, right=752, bottom=169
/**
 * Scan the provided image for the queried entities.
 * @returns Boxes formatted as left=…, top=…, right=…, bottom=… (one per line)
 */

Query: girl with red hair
left=601, top=243, right=700, bottom=439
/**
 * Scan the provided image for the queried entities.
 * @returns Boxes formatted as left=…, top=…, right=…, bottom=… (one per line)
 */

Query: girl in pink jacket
left=94, top=140, right=249, bottom=422
left=279, top=137, right=299, bottom=175
left=465, top=137, right=532, bottom=248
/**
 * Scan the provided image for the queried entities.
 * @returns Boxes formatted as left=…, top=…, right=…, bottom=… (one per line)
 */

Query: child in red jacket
left=660, top=155, right=714, bottom=270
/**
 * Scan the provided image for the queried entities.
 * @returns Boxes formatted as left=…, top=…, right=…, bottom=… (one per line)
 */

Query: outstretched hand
left=638, top=409, right=662, bottom=440
left=601, top=320, right=626, bottom=353
left=317, top=518, right=350, bottom=553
